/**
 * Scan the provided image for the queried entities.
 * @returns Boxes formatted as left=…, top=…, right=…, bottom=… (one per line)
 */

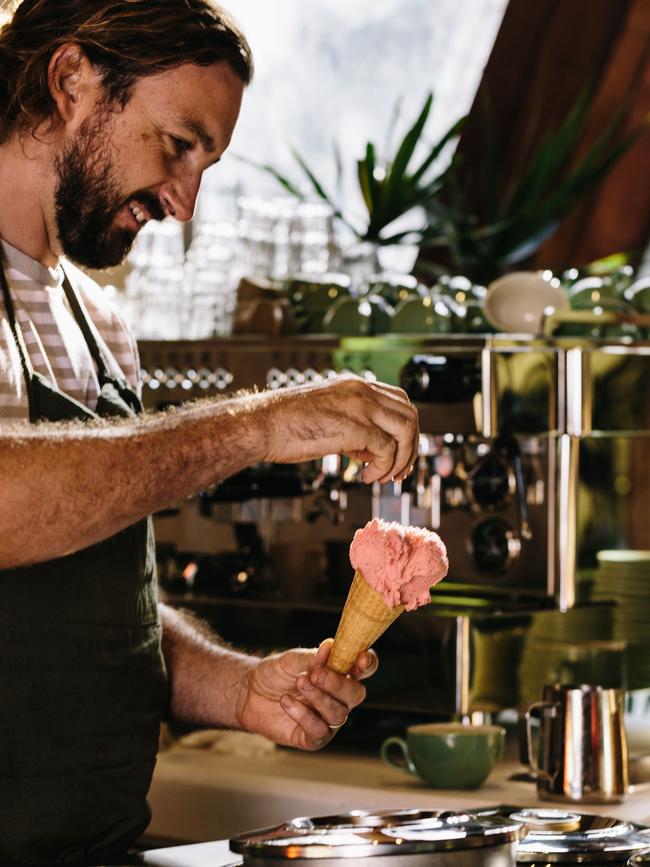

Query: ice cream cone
left=327, top=569, right=404, bottom=674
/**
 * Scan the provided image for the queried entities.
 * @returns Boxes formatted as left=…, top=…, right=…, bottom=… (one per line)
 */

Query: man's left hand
left=236, top=638, right=377, bottom=750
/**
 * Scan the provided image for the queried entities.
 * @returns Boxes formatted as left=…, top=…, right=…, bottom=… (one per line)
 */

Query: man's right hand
left=258, top=374, right=419, bottom=484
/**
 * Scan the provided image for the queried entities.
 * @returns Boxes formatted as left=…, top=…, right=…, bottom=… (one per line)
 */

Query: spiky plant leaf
left=382, top=93, right=433, bottom=213
left=410, top=115, right=466, bottom=187
left=232, top=154, right=305, bottom=198
left=422, top=86, right=644, bottom=282
left=291, top=146, right=333, bottom=203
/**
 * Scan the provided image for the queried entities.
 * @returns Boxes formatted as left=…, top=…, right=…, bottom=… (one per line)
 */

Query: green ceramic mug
left=380, top=723, right=505, bottom=789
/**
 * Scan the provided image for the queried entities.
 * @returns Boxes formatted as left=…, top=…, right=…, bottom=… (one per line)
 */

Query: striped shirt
left=0, top=239, right=140, bottom=425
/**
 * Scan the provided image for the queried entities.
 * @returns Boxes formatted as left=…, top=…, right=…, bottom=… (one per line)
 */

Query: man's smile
left=122, top=193, right=167, bottom=234
left=128, top=200, right=149, bottom=225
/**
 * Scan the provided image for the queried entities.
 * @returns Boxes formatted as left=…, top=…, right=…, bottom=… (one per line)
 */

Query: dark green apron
left=0, top=261, right=168, bottom=866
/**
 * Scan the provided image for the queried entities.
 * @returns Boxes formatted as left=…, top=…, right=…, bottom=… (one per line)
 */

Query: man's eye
left=171, top=136, right=192, bottom=156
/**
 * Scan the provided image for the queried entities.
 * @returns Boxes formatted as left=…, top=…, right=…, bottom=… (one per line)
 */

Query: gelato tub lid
left=230, top=809, right=522, bottom=859
left=475, top=807, right=650, bottom=863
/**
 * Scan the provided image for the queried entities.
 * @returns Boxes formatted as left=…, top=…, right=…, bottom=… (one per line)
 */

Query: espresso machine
left=138, top=321, right=650, bottom=721
left=139, top=335, right=559, bottom=595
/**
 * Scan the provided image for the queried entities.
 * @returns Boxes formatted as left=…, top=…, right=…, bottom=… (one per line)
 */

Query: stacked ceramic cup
left=517, top=604, right=623, bottom=705
left=591, top=550, right=650, bottom=689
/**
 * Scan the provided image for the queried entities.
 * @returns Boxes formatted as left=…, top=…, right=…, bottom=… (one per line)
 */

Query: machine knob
left=400, top=355, right=481, bottom=403
left=469, top=517, right=521, bottom=573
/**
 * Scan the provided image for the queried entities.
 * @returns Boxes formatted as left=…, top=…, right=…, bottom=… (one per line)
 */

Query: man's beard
left=53, top=111, right=165, bottom=270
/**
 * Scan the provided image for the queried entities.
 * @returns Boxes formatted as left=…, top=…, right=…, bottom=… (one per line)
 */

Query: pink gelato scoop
left=349, top=518, right=448, bottom=611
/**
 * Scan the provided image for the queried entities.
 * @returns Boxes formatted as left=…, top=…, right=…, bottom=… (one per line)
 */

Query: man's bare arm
left=0, top=376, right=419, bottom=568
left=159, top=603, right=376, bottom=749
left=0, top=393, right=264, bottom=569
left=159, top=603, right=256, bottom=730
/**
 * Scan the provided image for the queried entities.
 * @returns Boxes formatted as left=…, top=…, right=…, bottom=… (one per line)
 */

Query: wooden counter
left=146, top=744, right=650, bottom=845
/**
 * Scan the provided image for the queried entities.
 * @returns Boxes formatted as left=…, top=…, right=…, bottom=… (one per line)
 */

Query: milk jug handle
left=520, top=700, right=555, bottom=780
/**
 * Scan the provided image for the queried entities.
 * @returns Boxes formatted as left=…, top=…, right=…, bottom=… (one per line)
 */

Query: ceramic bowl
left=558, top=296, right=640, bottom=339
left=484, top=271, right=569, bottom=334
left=285, top=273, right=351, bottom=333
left=366, top=273, right=420, bottom=308
left=624, top=276, right=650, bottom=313
left=567, top=275, right=617, bottom=308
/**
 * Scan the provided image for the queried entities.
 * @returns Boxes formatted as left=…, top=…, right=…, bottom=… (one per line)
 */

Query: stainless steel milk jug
left=521, top=683, right=628, bottom=803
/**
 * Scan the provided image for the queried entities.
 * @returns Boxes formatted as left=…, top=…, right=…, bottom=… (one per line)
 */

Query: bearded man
left=0, top=1, right=419, bottom=863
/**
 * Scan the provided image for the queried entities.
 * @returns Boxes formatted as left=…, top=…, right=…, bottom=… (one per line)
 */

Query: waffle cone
left=327, top=569, right=404, bottom=674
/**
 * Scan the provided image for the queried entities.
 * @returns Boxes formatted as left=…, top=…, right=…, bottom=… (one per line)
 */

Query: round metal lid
left=230, top=810, right=522, bottom=860
left=628, top=850, right=650, bottom=867
left=511, top=809, right=650, bottom=863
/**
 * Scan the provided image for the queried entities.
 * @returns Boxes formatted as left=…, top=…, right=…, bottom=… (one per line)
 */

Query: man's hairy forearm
left=0, top=375, right=420, bottom=569
left=159, top=602, right=255, bottom=729
left=0, top=394, right=268, bottom=568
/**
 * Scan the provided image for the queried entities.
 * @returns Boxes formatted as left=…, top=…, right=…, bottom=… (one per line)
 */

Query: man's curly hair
left=0, top=0, right=253, bottom=143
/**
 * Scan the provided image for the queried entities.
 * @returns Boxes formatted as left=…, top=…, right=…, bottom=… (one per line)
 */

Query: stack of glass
left=123, top=219, right=186, bottom=339
left=123, top=195, right=338, bottom=340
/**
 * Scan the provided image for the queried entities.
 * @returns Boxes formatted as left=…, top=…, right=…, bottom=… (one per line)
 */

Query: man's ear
left=48, top=43, right=102, bottom=127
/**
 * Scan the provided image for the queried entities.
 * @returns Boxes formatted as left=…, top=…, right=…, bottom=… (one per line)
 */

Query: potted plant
left=241, top=93, right=465, bottom=274
left=417, top=87, right=645, bottom=285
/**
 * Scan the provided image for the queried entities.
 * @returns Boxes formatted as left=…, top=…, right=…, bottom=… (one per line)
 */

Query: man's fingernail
left=300, top=676, right=314, bottom=692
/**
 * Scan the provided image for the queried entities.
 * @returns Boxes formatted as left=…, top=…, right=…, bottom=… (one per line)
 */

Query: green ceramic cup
left=380, top=723, right=505, bottom=789
left=390, top=295, right=453, bottom=334
left=322, top=294, right=394, bottom=336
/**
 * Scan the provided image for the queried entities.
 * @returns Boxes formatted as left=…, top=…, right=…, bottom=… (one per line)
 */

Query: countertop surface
left=144, top=839, right=233, bottom=867
left=146, top=741, right=650, bottom=846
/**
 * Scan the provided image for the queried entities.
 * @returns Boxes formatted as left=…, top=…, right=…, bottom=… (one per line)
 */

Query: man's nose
left=160, top=172, right=202, bottom=223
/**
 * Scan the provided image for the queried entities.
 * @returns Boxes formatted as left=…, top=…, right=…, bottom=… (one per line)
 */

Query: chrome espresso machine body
left=138, top=331, right=650, bottom=716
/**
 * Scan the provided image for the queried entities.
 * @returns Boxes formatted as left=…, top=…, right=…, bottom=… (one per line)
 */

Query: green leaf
left=410, top=115, right=466, bottom=186
left=500, top=222, right=561, bottom=265
left=364, top=142, right=382, bottom=219
left=289, top=147, right=360, bottom=236
left=511, top=125, right=639, bottom=246
left=587, top=252, right=630, bottom=274
left=291, top=146, right=333, bottom=203
left=377, top=227, right=427, bottom=245
left=479, top=104, right=498, bottom=224
left=383, top=96, right=404, bottom=160
left=332, top=138, right=345, bottom=201
left=500, top=84, right=594, bottom=219
left=357, top=157, right=373, bottom=214
left=231, top=153, right=305, bottom=198
left=426, top=81, right=643, bottom=280
left=413, top=258, right=450, bottom=281
left=382, top=93, right=433, bottom=214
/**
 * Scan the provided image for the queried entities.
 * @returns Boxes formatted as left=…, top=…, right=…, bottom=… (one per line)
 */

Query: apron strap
left=61, top=269, right=118, bottom=386
left=1, top=255, right=140, bottom=417
left=60, top=267, right=142, bottom=415
left=0, top=257, right=39, bottom=387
